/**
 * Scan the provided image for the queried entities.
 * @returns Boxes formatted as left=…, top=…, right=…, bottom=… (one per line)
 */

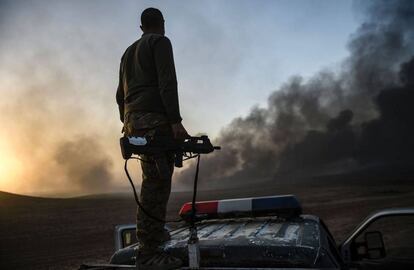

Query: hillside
left=1, top=174, right=414, bottom=269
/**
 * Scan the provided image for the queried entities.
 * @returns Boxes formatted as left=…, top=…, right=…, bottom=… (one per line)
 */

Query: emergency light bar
left=179, top=195, right=302, bottom=221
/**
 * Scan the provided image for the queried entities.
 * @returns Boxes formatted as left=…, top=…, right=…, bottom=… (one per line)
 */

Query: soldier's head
left=140, top=8, right=165, bottom=36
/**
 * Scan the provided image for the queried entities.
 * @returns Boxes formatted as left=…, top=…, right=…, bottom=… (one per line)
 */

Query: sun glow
left=0, top=140, right=22, bottom=192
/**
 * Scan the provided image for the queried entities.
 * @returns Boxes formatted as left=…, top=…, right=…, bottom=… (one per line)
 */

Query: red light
left=179, top=200, right=218, bottom=217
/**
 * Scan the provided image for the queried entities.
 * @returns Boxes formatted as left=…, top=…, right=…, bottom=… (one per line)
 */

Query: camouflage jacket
left=116, top=33, right=182, bottom=127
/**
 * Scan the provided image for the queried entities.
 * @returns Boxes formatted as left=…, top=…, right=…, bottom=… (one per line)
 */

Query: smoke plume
left=0, top=2, right=120, bottom=195
left=0, top=57, right=116, bottom=195
left=54, top=137, right=114, bottom=192
left=176, top=0, right=414, bottom=188
left=358, top=58, right=414, bottom=164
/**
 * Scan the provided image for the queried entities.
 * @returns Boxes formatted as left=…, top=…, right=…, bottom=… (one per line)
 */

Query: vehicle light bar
left=179, top=195, right=302, bottom=221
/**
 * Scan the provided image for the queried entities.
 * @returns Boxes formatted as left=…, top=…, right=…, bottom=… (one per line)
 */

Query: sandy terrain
left=1, top=175, right=413, bottom=269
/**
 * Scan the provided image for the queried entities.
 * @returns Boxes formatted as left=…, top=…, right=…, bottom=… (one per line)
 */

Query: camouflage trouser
left=124, top=119, right=175, bottom=254
left=137, top=149, right=174, bottom=253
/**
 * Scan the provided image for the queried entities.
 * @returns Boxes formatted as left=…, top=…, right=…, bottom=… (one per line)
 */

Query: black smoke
left=280, top=57, right=414, bottom=172
left=358, top=58, right=414, bottom=164
left=176, top=0, right=414, bottom=188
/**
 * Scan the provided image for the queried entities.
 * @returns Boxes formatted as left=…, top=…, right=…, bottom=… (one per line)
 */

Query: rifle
left=120, top=135, right=220, bottom=167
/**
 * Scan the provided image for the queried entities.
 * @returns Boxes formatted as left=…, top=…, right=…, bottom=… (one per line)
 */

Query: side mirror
left=114, top=224, right=172, bottom=251
left=121, top=228, right=137, bottom=249
left=340, top=208, right=414, bottom=265
left=114, top=224, right=137, bottom=251
left=364, top=231, right=386, bottom=259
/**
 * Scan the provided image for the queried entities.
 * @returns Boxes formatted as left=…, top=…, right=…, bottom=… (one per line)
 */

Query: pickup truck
left=80, top=195, right=414, bottom=270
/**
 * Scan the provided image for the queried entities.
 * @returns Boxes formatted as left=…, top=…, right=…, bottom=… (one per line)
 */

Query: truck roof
left=167, top=216, right=321, bottom=268
left=110, top=215, right=339, bottom=269
left=168, top=216, right=319, bottom=249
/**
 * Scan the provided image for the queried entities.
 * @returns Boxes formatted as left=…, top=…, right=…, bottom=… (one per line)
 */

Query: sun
left=0, top=140, right=22, bottom=192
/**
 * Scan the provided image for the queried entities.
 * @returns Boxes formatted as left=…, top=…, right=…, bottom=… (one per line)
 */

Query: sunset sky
left=0, top=0, right=361, bottom=196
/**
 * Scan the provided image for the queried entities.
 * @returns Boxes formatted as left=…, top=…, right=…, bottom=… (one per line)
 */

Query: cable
left=124, top=149, right=203, bottom=225
left=124, top=159, right=183, bottom=223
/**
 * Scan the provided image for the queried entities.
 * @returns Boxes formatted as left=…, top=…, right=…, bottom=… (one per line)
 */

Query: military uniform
left=117, top=33, right=182, bottom=254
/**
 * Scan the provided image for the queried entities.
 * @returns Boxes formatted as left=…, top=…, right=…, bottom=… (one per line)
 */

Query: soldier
left=116, top=7, right=188, bottom=269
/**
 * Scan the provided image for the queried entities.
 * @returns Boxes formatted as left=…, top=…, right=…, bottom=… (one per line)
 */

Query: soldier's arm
left=153, top=36, right=182, bottom=124
left=116, top=59, right=125, bottom=123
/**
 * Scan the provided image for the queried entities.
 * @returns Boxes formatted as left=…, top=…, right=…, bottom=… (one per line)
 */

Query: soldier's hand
left=171, top=122, right=189, bottom=139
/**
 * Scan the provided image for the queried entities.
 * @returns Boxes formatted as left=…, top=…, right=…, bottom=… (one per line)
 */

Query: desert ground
left=1, top=173, right=414, bottom=269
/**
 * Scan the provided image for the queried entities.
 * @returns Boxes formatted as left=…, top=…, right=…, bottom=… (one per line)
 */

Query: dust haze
left=0, top=1, right=120, bottom=195
left=1, top=0, right=413, bottom=195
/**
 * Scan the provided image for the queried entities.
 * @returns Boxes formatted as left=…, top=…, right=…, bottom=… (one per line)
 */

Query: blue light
left=252, top=195, right=302, bottom=216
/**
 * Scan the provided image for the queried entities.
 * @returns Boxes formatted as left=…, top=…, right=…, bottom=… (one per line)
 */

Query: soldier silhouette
left=116, top=7, right=188, bottom=269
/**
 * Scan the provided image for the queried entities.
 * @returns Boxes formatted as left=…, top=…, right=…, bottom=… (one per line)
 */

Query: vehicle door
left=340, top=208, right=414, bottom=270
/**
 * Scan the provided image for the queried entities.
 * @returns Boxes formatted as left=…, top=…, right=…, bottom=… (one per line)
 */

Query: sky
left=0, top=0, right=360, bottom=196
